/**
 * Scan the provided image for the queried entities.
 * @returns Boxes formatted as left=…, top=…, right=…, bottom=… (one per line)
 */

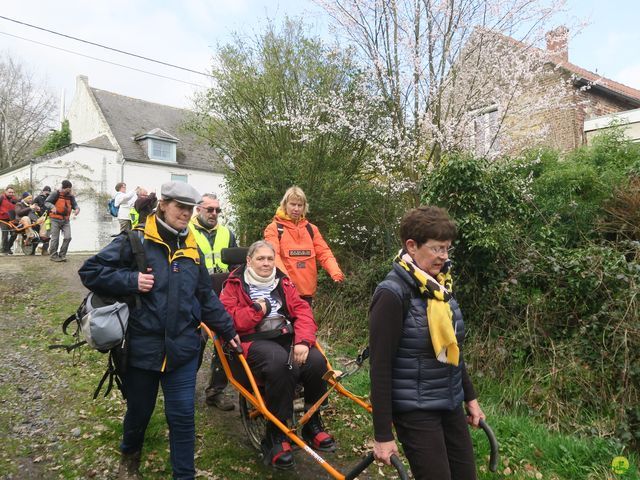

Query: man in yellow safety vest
left=189, top=193, right=238, bottom=410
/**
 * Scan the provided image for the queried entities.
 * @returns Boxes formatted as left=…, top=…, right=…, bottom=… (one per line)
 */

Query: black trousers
left=247, top=336, right=328, bottom=424
left=393, top=406, right=477, bottom=480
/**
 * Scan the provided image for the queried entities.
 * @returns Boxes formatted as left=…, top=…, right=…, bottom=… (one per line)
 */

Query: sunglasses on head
left=203, top=207, right=222, bottom=214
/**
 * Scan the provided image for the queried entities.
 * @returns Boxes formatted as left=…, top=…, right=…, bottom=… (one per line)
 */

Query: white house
left=0, top=75, right=227, bottom=252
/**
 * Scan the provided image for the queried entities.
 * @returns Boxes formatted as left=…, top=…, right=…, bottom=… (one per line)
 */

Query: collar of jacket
left=192, top=215, right=219, bottom=233
left=229, top=264, right=288, bottom=282
left=226, top=266, right=292, bottom=318
left=274, top=207, right=307, bottom=227
left=143, top=213, right=201, bottom=263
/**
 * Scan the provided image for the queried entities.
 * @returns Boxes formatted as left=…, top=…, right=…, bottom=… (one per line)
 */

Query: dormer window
left=150, top=139, right=176, bottom=161
left=135, top=128, right=179, bottom=163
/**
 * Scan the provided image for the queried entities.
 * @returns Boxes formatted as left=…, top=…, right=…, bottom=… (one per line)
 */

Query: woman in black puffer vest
left=368, top=206, right=485, bottom=480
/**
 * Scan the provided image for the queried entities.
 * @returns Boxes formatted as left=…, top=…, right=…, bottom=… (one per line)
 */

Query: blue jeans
left=121, top=356, right=198, bottom=480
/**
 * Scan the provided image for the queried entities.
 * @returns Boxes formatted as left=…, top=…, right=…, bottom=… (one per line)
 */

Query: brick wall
left=499, top=67, right=638, bottom=153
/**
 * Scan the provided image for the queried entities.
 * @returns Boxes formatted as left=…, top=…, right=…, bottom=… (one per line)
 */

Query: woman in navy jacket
left=79, top=182, right=239, bottom=480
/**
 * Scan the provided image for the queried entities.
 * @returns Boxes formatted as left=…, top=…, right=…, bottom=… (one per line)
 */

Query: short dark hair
left=115, top=182, right=125, bottom=192
left=42, top=186, right=51, bottom=192
left=399, top=206, right=457, bottom=246
left=61, top=180, right=72, bottom=189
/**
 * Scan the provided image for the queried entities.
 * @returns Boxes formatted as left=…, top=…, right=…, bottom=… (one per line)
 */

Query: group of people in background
left=0, top=180, right=79, bottom=260
left=76, top=180, right=483, bottom=480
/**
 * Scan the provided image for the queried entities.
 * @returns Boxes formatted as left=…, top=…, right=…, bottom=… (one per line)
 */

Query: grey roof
left=90, top=88, right=224, bottom=172
left=81, top=134, right=117, bottom=150
left=136, top=128, right=179, bottom=142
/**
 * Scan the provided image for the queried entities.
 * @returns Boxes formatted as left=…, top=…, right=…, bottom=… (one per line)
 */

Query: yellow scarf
left=395, top=250, right=459, bottom=366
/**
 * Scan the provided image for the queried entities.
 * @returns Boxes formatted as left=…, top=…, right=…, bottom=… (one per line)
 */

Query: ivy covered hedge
left=317, top=130, right=640, bottom=447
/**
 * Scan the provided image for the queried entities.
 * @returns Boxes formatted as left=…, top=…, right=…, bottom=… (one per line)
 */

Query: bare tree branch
left=0, top=53, right=57, bottom=169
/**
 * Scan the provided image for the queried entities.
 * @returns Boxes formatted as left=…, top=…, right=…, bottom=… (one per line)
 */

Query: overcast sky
left=0, top=0, right=638, bottom=119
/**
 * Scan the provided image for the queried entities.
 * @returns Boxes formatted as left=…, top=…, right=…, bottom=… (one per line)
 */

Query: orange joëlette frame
left=0, top=214, right=47, bottom=234
left=201, top=324, right=374, bottom=480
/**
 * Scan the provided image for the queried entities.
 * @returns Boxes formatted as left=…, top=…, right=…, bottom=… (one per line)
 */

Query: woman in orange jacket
left=264, top=186, right=344, bottom=305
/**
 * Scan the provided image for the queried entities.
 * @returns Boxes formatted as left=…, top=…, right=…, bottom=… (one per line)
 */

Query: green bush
left=530, top=129, right=640, bottom=246
left=421, top=152, right=535, bottom=303
left=35, top=119, right=71, bottom=156
left=416, top=136, right=640, bottom=447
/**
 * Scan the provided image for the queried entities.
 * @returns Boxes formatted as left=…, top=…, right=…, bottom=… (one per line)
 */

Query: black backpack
left=49, top=230, right=147, bottom=399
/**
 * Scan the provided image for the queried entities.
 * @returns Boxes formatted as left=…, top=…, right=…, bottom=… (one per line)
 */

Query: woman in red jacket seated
left=220, top=240, right=335, bottom=469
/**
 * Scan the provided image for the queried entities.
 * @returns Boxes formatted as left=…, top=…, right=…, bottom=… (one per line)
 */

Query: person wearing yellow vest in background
left=130, top=188, right=155, bottom=228
left=189, top=193, right=238, bottom=411
left=33, top=186, right=52, bottom=255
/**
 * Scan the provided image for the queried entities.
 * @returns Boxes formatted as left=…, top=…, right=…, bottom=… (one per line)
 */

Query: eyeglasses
left=426, top=245, right=455, bottom=255
left=203, top=207, right=222, bottom=214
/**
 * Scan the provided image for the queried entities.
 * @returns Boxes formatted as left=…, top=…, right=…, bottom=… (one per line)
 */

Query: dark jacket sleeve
left=70, top=195, right=79, bottom=210
left=462, top=362, right=477, bottom=402
left=196, top=253, right=236, bottom=342
left=44, top=191, right=58, bottom=210
left=14, top=203, right=30, bottom=218
left=78, top=234, right=140, bottom=297
left=369, top=287, right=404, bottom=442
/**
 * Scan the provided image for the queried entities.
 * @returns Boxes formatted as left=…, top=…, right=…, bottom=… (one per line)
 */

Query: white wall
left=584, top=107, right=640, bottom=144
left=66, top=76, right=112, bottom=145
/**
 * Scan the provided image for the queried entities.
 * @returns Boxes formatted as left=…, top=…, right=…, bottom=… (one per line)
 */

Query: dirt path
left=0, top=255, right=386, bottom=479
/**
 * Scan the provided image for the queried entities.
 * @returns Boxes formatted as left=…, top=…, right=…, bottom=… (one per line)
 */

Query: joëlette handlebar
left=479, top=419, right=499, bottom=472
left=344, top=453, right=409, bottom=480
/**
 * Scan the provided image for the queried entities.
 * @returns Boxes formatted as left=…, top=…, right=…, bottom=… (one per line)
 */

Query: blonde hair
left=279, top=186, right=309, bottom=216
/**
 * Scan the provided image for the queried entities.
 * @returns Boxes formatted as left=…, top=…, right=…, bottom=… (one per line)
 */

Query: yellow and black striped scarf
left=395, top=250, right=459, bottom=366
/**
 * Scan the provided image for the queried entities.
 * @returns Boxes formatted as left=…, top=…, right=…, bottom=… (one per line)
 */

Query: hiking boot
left=50, top=254, right=64, bottom=262
left=261, top=425, right=294, bottom=470
left=117, top=450, right=142, bottom=479
left=302, top=412, right=335, bottom=452
left=59, top=255, right=68, bottom=262
left=205, top=390, right=234, bottom=411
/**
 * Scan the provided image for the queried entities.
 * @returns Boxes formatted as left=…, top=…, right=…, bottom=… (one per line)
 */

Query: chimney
left=546, top=26, right=569, bottom=62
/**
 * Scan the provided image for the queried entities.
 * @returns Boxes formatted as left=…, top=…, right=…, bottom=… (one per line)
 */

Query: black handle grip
left=344, top=452, right=374, bottom=480
left=344, top=453, right=409, bottom=480
left=479, top=419, right=499, bottom=472
left=390, top=454, right=409, bottom=480
left=223, top=340, right=243, bottom=355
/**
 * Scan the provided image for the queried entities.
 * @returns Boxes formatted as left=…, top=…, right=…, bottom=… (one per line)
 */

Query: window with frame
left=171, top=174, right=188, bottom=183
left=474, top=106, right=500, bottom=156
left=149, top=139, right=176, bottom=162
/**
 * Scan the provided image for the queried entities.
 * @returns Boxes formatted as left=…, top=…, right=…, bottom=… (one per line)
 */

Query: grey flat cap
left=160, top=182, right=202, bottom=206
